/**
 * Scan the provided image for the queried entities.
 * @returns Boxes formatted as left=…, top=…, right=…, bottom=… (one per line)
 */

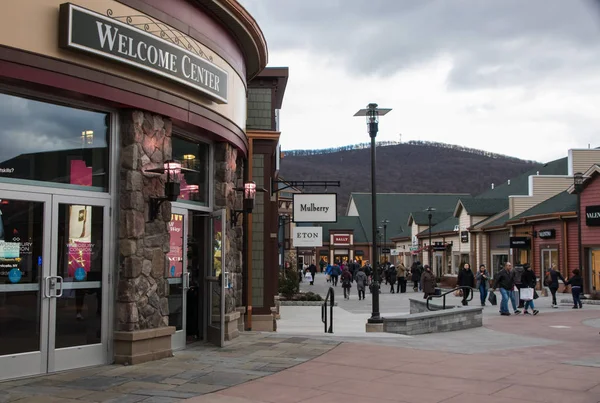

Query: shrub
left=278, top=266, right=299, bottom=299
left=304, top=292, right=323, bottom=302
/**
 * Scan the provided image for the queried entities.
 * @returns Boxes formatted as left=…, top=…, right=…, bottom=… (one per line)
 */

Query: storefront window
left=492, top=254, right=509, bottom=277
left=0, top=92, right=109, bottom=190
left=172, top=136, right=209, bottom=205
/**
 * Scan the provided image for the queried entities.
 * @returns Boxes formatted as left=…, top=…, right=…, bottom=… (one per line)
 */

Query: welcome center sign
left=293, top=194, right=337, bottom=223
left=59, top=3, right=228, bottom=103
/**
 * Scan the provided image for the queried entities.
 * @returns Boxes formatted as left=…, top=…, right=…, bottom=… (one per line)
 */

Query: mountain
left=279, top=141, right=540, bottom=211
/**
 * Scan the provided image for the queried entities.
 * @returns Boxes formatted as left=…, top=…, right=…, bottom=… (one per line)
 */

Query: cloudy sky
left=240, top=0, right=600, bottom=162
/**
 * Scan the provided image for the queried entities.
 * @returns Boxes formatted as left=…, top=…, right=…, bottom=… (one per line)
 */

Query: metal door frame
left=0, top=189, right=52, bottom=379
left=49, top=194, right=111, bottom=372
left=206, top=209, right=225, bottom=347
left=170, top=207, right=189, bottom=351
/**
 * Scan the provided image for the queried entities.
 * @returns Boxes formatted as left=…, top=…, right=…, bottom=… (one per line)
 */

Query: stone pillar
left=214, top=143, right=244, bottom=339
left=114, top=110, right=175, bottom=365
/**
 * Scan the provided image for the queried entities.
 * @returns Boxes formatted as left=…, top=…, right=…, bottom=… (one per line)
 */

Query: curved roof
left=199, top=0, right=268, bottom=79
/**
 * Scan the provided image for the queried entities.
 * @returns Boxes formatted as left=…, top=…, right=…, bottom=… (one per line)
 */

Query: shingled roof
left=408, top=210, right=453, bottom=226
left=509, top=191, right=577, bottom=222
left=348, top=193, right=470, bottom=242
left=417, top=215, right=459, bottom=237
left=455, top=198, right=509, bottom=217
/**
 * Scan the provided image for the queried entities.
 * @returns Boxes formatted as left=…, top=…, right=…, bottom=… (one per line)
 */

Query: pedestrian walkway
left=0, top=334, right=339, bottom=403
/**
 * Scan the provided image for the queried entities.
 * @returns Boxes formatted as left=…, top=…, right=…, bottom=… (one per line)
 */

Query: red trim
left=0, top=59, right=248, bottom=154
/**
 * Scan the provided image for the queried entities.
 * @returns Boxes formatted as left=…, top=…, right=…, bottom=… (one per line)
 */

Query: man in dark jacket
left=513, top=264, right=525, bottom=308
left=492, top=262, right=521, bottom=316
left=457, top=263, right=475, bottom=306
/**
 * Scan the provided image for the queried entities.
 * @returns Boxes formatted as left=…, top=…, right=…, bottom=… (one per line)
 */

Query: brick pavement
left=185, top=309, right=600, bottom=403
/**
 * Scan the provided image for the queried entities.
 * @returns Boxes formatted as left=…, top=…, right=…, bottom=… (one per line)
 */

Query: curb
left=559, top=299, right=600, bottom=305
left=279, top=301, right=339, bottom=306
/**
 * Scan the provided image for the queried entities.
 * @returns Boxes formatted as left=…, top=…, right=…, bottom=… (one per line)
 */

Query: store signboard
left=390, top=249, right=400, bottom=256
left=510, top=236, right=531, bottom=249
left=293, top=193, right=337, bottom=222
left=332, top=234, right=351, bottom=245
left=292, top=227, right=323, bottom=247
left=460, top=231, right=469, bottom=243
left=538, top=229, right=556, bottom=239
left=59, top=3, right=228, bottom=103
left=586, top=205, right=600, bottom=226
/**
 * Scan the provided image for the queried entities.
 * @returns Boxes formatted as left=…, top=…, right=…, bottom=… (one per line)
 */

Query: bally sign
left=332, top=235, right=351, bottom=245
left=292, top=193, right=337, bottom=223
left=59, top=3, right=228, bottom=103
left=292, top=227, right=323, bottom=247
left=586, top=205, right=600, bottom=226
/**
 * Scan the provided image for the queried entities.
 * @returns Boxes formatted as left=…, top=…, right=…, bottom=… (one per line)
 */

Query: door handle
left=183, top=272, right=191, bottom=290
left=44, top=276, right=63, bottom=298
left=55, top=276, right=64, bottom=298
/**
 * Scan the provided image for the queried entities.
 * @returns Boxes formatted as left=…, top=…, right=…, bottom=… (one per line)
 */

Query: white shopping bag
left=520, top=287, right=534, bottom=301
left=305, top=272, right=313, bottom=282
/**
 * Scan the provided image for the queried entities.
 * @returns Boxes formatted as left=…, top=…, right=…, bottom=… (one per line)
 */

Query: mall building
left=0, top=0, right=288, bottom=381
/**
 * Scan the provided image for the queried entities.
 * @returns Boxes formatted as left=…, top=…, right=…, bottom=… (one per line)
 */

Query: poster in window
left=167, top=214, right=184, bottom=277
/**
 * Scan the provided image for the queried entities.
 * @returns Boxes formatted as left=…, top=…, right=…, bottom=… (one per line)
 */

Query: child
left=565, top=269, right=583, bottom=309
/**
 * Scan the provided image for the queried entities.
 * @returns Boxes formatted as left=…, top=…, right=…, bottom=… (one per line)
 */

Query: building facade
left=0, top=0, right=267, bottom=380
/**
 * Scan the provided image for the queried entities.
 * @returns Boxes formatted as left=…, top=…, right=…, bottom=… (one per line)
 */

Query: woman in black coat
left=411, top=262, right=421, bottom=292
left=521, top=264, right=538, bottom=315
left=457, top=263, right=475, bottom=306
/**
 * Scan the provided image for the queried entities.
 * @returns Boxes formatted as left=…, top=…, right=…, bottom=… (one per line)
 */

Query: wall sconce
left=231, top=181, right=258, bottom=228
left=145, top=160, right=196, bottom=221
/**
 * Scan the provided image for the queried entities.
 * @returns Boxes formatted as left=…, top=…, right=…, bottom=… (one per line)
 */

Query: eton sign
left=292, top=227, right=323, bottom=247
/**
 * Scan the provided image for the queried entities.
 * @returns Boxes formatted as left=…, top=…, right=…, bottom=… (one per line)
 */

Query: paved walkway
left=2, top=271, right=600, bottom=402
left=0, top=335, right=339, bottom=403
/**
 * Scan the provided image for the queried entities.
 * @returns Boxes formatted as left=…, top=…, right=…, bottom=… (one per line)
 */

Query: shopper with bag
left=492, top=262, right=521, bottom=316
left=545, top=263, right=565, bottom=308
left=521, top=264, right=539, bottom=315
left=355, top=266, right=368, bottom=301
left=476, top=264, right=490, bottom=306
left=341, top=267, right=353, bottom=299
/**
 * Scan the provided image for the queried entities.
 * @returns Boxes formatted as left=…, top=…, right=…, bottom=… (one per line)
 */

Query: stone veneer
left=115, top=110, right=175, bottom=364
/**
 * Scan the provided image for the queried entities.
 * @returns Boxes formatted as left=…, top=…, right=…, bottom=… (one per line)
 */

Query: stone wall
left=214, top=143, right=244, bottom=313
left=383, top=306, right=483, bottom=335
left=117, top=110, right=172, bottom=332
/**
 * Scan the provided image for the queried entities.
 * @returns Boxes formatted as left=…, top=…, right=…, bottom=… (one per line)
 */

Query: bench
left=383, top=305, right=483, bottom=335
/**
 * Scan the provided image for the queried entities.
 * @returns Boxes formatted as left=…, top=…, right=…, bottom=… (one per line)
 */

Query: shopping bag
left=454, top=289, right=463, bottom=297
left=304, top=273, right=313, bottom=282
left=533, top=290, right=539, bottom=300
left=521, top=287, right=534, bottom=301
left=325, top=274, right=331, bottom=281
left=488, top=291, right=497, bottom=306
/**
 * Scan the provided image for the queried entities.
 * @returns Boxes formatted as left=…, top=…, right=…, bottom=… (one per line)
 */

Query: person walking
left=411, top=262, right=422, bottom=292
left=421, top=265, right=436, bottom=299
left=545, top=263, right=565, bottom=308
left=355, top=267, right=368, bottom=300
left=521, top=264, right=539, bottom=315
left=308, top=263, right=317, bottom=286
left=341, top=267, right=353, bottom=299
left=565, top=269, right=584, bottom=309
left=513, top=264, right=525, bottom=308
left=475, top=264, right=490, bottom=306
left=396, top=262, right=407, bottom=293
left=387, top=265, right=397, bottom=293
left=319, top=258, right=326, bottom=273
left=331, top=261, right=341, bottom=287
left=457, top=263, right=475, bottom=306
left=492, top=262, right=521, bottom=316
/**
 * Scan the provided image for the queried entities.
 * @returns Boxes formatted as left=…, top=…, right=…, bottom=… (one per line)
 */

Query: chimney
left=508, top=179, right=511, bottom=185
left=491, top=183, right=494, bottom=189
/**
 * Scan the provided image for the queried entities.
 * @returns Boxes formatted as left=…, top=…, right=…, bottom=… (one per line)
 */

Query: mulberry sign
left=293, top=194, right=337, bottom=222
left=586, top=205, right=600, bottom=226
left=292, top=227, right=323, bottom=247
left=59, top=3, right=228, bottom=103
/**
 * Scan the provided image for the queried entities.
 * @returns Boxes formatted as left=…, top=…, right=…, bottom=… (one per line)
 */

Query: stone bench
left=383, top=305, right=483, bottom=335
left=409, top=298, right=455, bottom=313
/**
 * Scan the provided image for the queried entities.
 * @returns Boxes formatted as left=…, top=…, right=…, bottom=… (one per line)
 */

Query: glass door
left=541, top=249, right=558, bottom=285
left=591, top=250, right=600, bottom=292
left=0, top=191, right=51, bottom=379
left=206, top=209, right=225, bottom=347
left=49, top=195, right=110, bottom=372
left=169, top=208, right=189, bottom=351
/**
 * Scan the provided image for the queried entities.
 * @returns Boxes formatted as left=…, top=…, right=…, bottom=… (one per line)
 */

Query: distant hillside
left=280, top=141, right=540, bottom=211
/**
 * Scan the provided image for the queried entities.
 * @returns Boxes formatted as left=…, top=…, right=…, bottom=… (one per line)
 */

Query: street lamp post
left=354, top=103, right=392, bottom=324
left=574, top=172, right=584, bottom=276
left=426, top=207, right=436, bottom=268
left=382, top=219, right=389, bottom=263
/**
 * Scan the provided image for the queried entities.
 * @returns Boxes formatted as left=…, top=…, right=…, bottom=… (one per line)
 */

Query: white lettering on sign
left=587, top=212, right=600, bottom=219
left=292, top=227, right=323, bottom=247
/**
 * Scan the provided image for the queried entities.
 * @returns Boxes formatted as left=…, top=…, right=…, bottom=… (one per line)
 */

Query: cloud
left=244, top=0, right=600, bottom=90
left=0, top=93, right=108, bottom=163
left=240, top=0, right=600, bottom=162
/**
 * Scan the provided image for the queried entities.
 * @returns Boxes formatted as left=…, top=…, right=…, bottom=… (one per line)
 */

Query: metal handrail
left=426, top=286, right=475, bottom=311
left=321, top=286, right=334, bottom=333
